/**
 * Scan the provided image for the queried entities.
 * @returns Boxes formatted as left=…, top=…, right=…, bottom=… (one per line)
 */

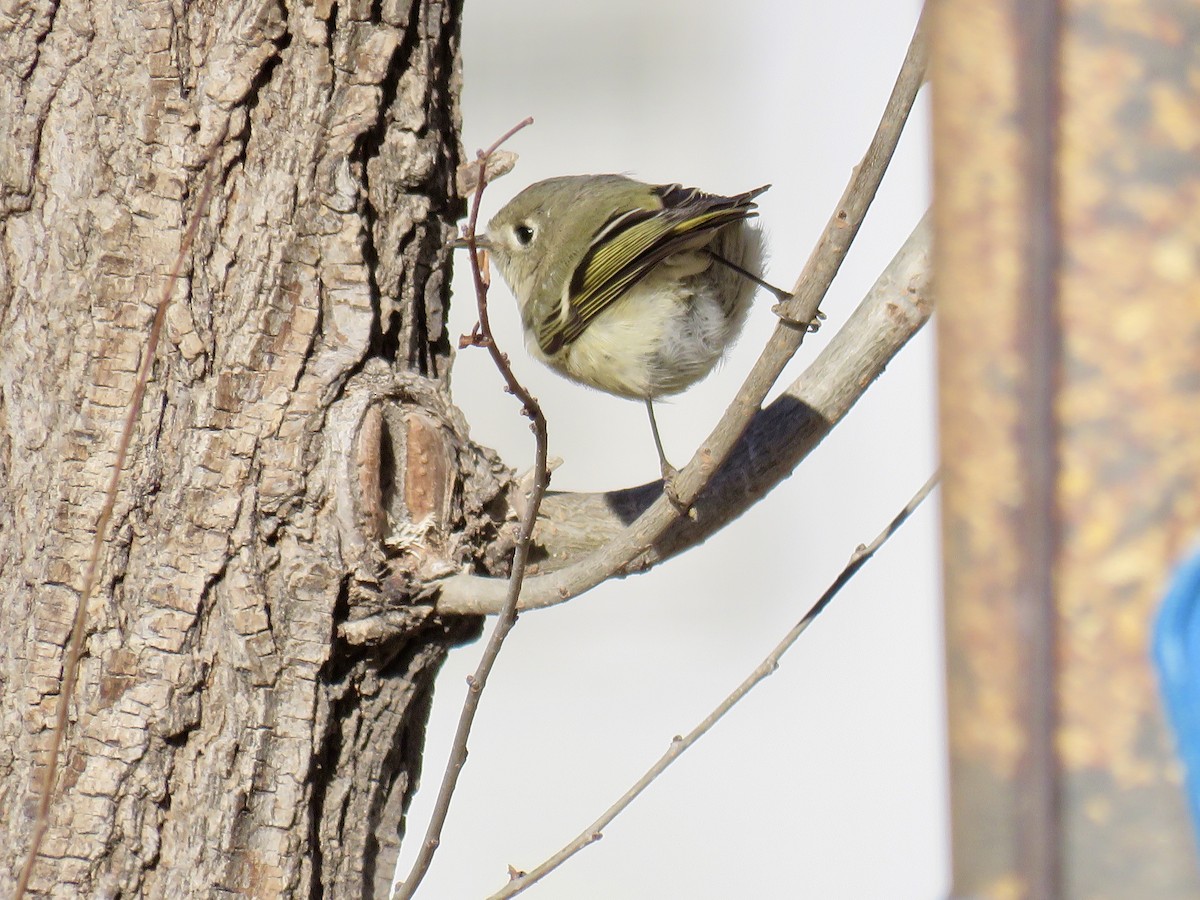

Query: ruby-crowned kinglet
left=464, top=174, right=786, bottom=483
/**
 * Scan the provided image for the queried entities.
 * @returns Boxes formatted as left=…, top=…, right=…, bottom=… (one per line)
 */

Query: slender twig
left=14, top=170, right=218, bottom=900
left=391, top=117, right=543, bottom=900
left=435, top=11, right=930, bottom=616
left=489, top=470, right=941, bottom=899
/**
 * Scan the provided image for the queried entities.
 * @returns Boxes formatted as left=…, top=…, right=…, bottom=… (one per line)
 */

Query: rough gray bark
left=0, top=0, right=510, bottom=896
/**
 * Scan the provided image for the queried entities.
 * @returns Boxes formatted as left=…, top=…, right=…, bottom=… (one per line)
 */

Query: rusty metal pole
left=933, top=0, right=1200, bottom=896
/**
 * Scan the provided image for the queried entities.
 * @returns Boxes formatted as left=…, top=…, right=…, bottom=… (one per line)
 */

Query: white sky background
left=394, top=2, right=945, bottom=897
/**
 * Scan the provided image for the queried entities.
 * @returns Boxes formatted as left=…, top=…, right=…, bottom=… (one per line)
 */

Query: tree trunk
left=0, top=0, right=503, bottom=896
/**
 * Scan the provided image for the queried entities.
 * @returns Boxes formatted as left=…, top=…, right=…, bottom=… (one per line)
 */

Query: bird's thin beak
left=447, top=234, right=493, bottom=251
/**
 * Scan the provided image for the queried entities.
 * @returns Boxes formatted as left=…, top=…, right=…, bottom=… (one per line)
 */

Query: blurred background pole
left=932, top=0, right=1200, bottom=896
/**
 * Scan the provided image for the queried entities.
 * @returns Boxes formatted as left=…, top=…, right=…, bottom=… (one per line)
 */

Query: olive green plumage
left=481, top=174, right=767, bottom=401
left=474, top=173, right=772, bottom=481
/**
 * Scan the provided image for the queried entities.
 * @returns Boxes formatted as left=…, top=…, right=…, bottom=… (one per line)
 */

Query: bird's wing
left=533, top=184, right=768, bottom=354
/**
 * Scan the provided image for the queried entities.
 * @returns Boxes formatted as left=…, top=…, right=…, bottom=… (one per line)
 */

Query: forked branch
left=435, top=10, right=931, bottom=616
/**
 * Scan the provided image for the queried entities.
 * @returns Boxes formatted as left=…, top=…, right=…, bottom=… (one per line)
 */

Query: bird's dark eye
left=513, top=223, right=535, bottom=246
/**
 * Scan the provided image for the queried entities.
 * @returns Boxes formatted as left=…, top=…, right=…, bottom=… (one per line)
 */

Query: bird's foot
left=660, top=464, right=694, bottom=516
left=773, top=305, right=826, bottom=333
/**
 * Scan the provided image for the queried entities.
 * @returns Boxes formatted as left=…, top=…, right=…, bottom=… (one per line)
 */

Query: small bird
left=466, top=174, right=787, bottom=488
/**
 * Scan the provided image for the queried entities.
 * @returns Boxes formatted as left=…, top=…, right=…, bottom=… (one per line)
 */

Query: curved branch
left=394, top=119, right=544, bottom=900
left=437, top=216, right=931, bottom=615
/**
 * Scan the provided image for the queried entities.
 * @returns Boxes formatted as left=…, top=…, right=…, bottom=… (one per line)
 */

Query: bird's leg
left=705, top=250, right=825, bottom=333
left=645, top=398, right=675, bottom=480
left=645, top=398, right=687, bottom=511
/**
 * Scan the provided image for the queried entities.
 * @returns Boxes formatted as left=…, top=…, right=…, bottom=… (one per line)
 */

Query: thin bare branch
left=489, top=470, right=941, bottom=899
left=392, top=117, right=544, bottom=900
left=433, top=13, right=930, bottom=617
left=15, top=168, right=218, bottom=899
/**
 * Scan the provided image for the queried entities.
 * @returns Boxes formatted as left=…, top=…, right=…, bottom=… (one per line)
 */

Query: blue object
left=1154, top=546, right=1200, bottom=845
